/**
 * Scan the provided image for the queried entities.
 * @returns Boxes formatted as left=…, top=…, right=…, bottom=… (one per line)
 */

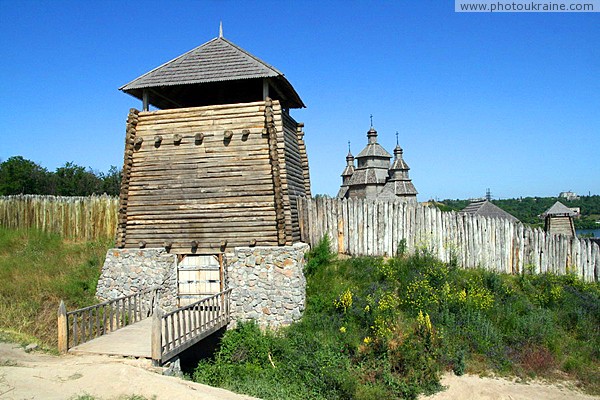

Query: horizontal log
left=136, top=123, right=266, bottom=136
left=137, top=101, right=266, bottom=117
left=123, top=241, right=279, bottom=253
left=127, top=179, right=275, bottom=191
left=129, top=157, right=272, bottom=169
left=127, top=216, right=276, bottom=225
left=125, top=204, right=276, bottom=214
left=138, top=113, right=266, bottom=126
left=124, top=230, right=277, bottom=239
left=125, top=221, right=278, bottom=232
left=133, top=146, right=270, bottom=157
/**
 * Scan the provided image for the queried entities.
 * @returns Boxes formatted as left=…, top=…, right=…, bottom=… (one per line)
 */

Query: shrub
left=195, top=250, right=600, bottom=397
left=304, top=235, right=335, bottom=276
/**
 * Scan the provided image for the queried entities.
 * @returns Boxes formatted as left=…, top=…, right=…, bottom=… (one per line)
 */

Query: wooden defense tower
left=542, top=201, right=576, bottom=238
left=116, top=32, right=311, bottom=255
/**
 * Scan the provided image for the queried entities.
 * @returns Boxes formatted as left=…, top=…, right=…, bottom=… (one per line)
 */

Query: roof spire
left=348, top=140, right=351, bottom=153
left=219, top=21, right=223, bottom=38
left=396, top=131, right=399, bottom=145
left=370, top=114, right=373, bottom=128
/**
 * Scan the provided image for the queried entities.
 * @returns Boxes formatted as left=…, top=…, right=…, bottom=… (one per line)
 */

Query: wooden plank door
left=177, top=255, right=222, bottom=306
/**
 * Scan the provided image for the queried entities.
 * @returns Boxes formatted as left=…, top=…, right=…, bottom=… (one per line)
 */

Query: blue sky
left=0, top=1, right=598, bottom=200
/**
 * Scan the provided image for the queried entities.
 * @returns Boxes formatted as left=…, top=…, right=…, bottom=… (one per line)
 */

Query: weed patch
left=0, top=227, right=112, bottom=347
left=195, top=237, right=600, bottom=398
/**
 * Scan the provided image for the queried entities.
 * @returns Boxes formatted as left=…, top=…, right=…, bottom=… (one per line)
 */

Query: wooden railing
left=152, top=288, right=232, bottom=365
left=58, top=287, right=159, bottom=353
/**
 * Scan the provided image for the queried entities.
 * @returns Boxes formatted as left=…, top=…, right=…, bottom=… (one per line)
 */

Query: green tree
left=54, top=162, right=102, bottom=196
left=100, top=165, right=122, bottom=196
left=0, top=156, right=53, bottom=195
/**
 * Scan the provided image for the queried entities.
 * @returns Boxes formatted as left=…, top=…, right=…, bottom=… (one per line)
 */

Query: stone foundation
left=96, top=243, right=309, bottom=329
left=96, top=248, right=178, bottom=310
left=226, top=243, right=309, bottom=329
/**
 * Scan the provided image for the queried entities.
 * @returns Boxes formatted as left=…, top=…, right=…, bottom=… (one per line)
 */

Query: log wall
left=298, top=197, right=599, bottom=282
left=281, top=110, right=309, bottom=243
left=119, top=100, right=309, bottom=254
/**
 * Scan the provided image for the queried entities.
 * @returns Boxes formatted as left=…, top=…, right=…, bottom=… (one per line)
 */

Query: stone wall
left=96, top=244, right=310, bottom=328
left=96, top=248, right=178, bottom=310
left=226, top=243, right=309, bottom=329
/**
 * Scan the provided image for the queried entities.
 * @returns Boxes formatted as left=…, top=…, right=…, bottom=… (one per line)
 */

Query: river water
left=576, top=228, right=600, bottom=238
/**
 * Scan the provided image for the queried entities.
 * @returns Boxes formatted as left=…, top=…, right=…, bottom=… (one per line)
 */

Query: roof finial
left=348, top=140, right=351, bottom=152
left=219, top=21, right=223, bottom=38
left=370, top=114, right=373, bottom=128
left=396, top=131, right=399, bottom=145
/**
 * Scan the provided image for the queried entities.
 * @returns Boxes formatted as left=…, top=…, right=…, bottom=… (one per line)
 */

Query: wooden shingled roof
left=120, top=36, right=304, bottom=110
left=542, top=201, right=577, bottom=217
left=461, top=200, right=519, bottom=223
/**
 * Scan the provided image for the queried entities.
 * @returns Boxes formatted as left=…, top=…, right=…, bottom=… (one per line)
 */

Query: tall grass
left=0, top=227, right=112, bottom=347
left=194, top=238, right=600, bottom=399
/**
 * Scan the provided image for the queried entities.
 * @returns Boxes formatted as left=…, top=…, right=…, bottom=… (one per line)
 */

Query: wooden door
left=177, top=254, right=223, bottom=306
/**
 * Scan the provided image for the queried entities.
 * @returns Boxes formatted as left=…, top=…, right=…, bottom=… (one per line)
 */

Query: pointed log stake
left=58, top=300, right=68, bottom=354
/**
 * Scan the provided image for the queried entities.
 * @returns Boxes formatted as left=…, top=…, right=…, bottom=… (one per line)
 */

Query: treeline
left=439, top=195, right=600, bottom=229
left=0, top=156, right=121, bottom=197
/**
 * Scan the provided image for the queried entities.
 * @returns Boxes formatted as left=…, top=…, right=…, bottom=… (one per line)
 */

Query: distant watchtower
left=116, top=32, right=311, bottom=254
left=542, top=201, right=576, bottom=238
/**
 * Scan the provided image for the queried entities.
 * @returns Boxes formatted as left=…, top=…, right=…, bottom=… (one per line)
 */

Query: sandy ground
left=0, top=342, right=257, bottom=400
left=1, top=342, right=598, bottom=400
left=422, top=372, right=599, bottom=400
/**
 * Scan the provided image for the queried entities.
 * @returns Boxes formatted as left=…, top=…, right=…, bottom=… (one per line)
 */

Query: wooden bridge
left=58, top=288, right=232, bottom=366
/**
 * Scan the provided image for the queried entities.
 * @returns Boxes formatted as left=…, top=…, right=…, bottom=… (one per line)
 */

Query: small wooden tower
left=116, top=32, right=311, bottom=254
left=542, top=201, right=576, bottom=238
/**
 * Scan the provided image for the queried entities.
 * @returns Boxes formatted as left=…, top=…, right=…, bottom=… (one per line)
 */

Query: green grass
left=194, top=237, right=600, bottom=399
left=0, top=227, right=112, bottom=347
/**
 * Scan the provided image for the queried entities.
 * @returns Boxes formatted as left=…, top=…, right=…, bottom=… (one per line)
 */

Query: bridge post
left=57, top=300, right=68, bottom=354
left=151, top=305, right=163, bottom=366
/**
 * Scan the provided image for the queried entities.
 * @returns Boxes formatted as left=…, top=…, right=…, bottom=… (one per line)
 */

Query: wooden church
left=116, top=30, right=311, bottom=255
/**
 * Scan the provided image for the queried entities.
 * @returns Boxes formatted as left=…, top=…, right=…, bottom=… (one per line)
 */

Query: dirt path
left=0, top=342, right=257, bottom=400
left=422, top=372, right=599, bottom=400
left=1, top=342, right=598, bottom=400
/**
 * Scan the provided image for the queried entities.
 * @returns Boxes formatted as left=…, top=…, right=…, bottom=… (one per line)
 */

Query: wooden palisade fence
left=58, top=287, right=159, bottom=353
left=0, top=194, right=118, bottom=240
left=297, top=197, right=599, bottom=282
left=7, top=194, right=598, bottom=282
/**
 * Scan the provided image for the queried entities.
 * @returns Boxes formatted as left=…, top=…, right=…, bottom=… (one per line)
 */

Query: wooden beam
left=57, top=300, right=68, bottom=354
left=151, top=306, right=163, bottom=366
left=263, top=79, right=270, bottom=100
left=142, top=90, right=149, bottom=111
